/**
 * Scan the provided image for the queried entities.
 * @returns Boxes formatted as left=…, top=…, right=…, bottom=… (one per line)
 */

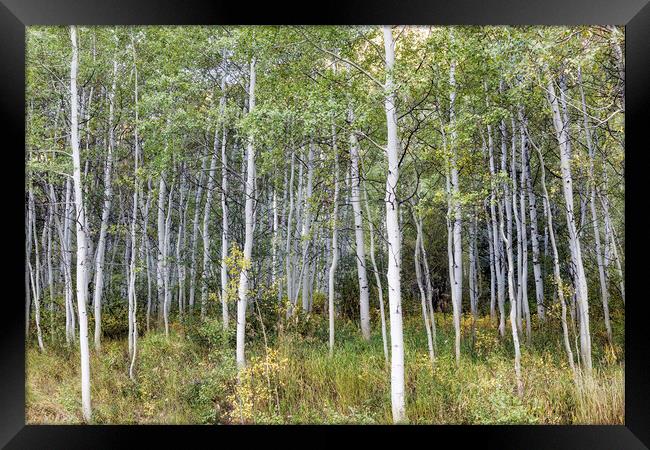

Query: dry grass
left=26, top=312, right=624, bottom=425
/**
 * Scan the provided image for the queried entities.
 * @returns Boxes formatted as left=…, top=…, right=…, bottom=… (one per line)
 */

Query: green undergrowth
left=26, top=311, right=624, bottom=425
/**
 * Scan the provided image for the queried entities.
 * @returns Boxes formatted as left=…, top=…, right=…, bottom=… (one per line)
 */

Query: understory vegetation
left=27, top=304, right=623, bottom=425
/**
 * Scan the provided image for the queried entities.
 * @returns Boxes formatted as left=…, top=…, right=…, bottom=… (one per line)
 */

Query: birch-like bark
left=176, top=169, right=188, bottom=317
left=449, top=58, right=463, bottom=349
left=92, top=53, right=117, bottom=350
left=520, top=115, right=544, bottom=320
left=530, top=134, right=576, bottom=373
left=156, top=173, right=167, bottom=324
left=578, top=67, right=612, bottom=342
left=448, top=57, right=462, bottom=364
left=500, top=207, right=523, bottom=397
left=236, top=57, right=256, bottom=369
left=142, top=179, right=152, bottom=331
left=517, top=114, right=531, bottom=341
left=468, top=210, right=478, bottom=321
left=127, top=35, right=140, bottom=379
left=28, top=188, right=45, bottom=351
left=547, top=72, right=592, bottom=372
left=285, top=151, right=296, bottom=314
left=46, top=184, right=55, bottom=342
left=486, top=201, right=497, bottom=321
left=413, top=206, right=435, bottom=365
left=349, top=115, right=371, bottom=340
left=328, top=125, right=339, bottom=356
left=364, top=179, right=389, bottom=363
left=301, top=141, right=315, bottom=313
left=511, top=118, right=523, bottom=334
left=189, top=156, right=207, bottom=312
left=163, top=180, right=174, bottom=335
left=60, top=178, right=76, bottom=344
left=487, top=124, right=506, bottom=335
left=70, top=25, right=92, bottom=421
left=220, top=124, right=230, bottom=329
left=200, top=125, right=220, bottom=320
left=500, top=107, right=515, bottom=340
left=383, top=26, right=406, bottom=423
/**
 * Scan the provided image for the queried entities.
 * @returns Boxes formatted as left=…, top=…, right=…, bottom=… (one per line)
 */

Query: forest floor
left=26, top=308, right=624, bottom=424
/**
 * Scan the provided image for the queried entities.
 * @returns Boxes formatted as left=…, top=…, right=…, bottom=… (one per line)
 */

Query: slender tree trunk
left=176, top=170, right=188, bottom=318
left=189, top=157, right=207, bottom=313
left=127, top=35, right=140, bottom=379
left=486, top=203, right=497, bottom=322
left=530, top=134, right=576, bottom=374
left=92, top=53, right=117, bottom=350
left=285, top=151, right=296, bottom=316
left=413, top=206, right=435, bottom=365
left=500, top=206, right=523, bottom=397
left=70, top=25, right=92, bottom=422
left=364, top=179, right=389, bottom=363
left=547, top=73, right=592, bottom=372
left=383, top=26, right=406, bottom=423
left=236, top=57, right=256, bottom=369
left=520, top=115, right=544, bottom=320
left=349, top=115, right=371, bottom=339
left=301, top=141, right=315, bottom=313
left=163, top=181, right=174, bottom=335
left=449, top=59, right=463, bottom=356
left=201, top=126, right=220, bottom=320
left=328, top=125, right=339, bottom=356
left=157, top=173, right=167, bottom=326
left=487, top=125, right=506, bottom=335
left=517, top=113, right=531, bottom=342
left=578, top=67, right=612, bottom=343
left=221, top=123, right=230, bottom=330
left=28, top=188, right=45, bottom=351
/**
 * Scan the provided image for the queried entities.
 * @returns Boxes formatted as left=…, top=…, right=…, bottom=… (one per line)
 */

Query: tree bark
left=236, top=57, right=256, bottom=369
left=547, top=72, right=592, bottom=372
left=70, top=25, right=92, bottom=422
left=382, top=26, right=406, bottom=423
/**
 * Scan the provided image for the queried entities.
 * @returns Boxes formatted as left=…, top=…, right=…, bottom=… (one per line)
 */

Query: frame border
left=1, top=1, right=648, bottom=448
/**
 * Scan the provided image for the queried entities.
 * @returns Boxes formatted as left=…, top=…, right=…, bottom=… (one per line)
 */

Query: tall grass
left=26, top=312, right=623, bottom=424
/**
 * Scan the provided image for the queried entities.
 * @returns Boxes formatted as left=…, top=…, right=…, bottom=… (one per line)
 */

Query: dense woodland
left=25, top=25, right=625, bottom=424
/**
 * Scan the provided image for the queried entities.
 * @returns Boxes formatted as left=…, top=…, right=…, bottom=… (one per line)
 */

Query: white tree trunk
left=328, top=125, right=339, bottom=356
left=500, top=207, right=523, bottom=397
left=127, top=35, right=140, bottom=380
left=349, top=117, right=371, bottom=340
left=531, top=136, right=576, bottom=373
left=28, top=188, right=45, bottom=352
left=189, top=156, right=207, bottom=312
left=201, top=126, right=220, bottom=319
left=364, top=179, right=389, bottom=363
left=413, top=206, right=435, bottom=365
left=578, top=67, right=612, bottom=342
left=520, top=114, right=544, bottom=320
left=383, top=26, right=406, bottom=423
left=92, top=54, right=117, bottom=350
left=221, top=125, right=230, bottom=330
left=156, top=173, right=167, bottom=325
left=487, top=125, right=506, bottom=336
left=547, top=73, right=592, bottom=372
left=449, top=59, right=463, bottom=342
left=285, top=151, right=296, bottom=314
left=301, top=141, right=315, bottom=313
left=236, top=57, right=256, bottom=369
left=70, top=25, right=92, bottom=422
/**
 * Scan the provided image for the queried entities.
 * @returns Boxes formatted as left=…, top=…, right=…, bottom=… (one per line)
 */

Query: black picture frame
left=1, top=1, right=648, bottom=448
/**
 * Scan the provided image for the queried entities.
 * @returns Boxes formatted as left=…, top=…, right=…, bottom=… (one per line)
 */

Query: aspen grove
left=25, top=25, right=625, bottom=424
